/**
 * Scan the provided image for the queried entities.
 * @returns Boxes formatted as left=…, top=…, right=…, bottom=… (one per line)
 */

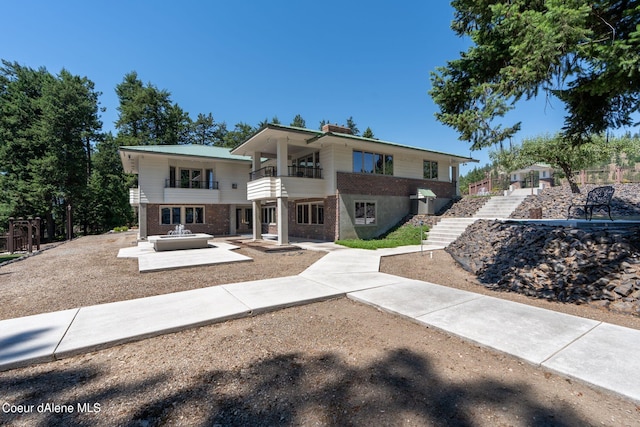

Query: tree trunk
left=562, top=166, right=581, bottom=194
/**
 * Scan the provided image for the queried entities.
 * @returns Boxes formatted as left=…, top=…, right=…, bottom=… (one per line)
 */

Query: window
left=262, top=206, right=276, bottom=224
left=206, top=169, right=215, bottom=189
left=169, top=167, right=177, bottom=188
left=423, top=160, right=438, bottom=179
left=160, top=206, right=204, bottom=225
left=355, top=202, right=376, bottom=225
left=297, top=203, right=324, bottom=225
left=185, top=207, right=204, bottom=224
left=292, top=152, right=320, bottom=178
left=179, top=168, right=202, bottom=188
left=353, top=150, right=392, bottom=175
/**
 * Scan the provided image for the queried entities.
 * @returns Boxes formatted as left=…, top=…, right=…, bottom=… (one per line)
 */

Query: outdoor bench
left=567, top=185, right=615, bottom=221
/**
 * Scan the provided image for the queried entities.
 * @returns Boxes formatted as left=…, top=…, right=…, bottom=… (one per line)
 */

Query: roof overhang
left=232, top=123, right=479, bottom=165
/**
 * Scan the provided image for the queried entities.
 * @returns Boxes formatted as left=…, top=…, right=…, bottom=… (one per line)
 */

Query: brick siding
left=336, top=172, right=456, bottom=199
left=146, top=204, right=230, bottom=236
left=287, top=196, right=337, bottom=241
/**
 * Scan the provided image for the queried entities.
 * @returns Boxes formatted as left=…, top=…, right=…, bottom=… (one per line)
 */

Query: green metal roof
left=418, top=188, right=437, bottom=198
left=119, top=144, right=252, bottom=162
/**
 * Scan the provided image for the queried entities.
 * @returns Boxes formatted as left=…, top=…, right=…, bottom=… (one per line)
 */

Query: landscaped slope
left=447, top=220, right=640, bottom=316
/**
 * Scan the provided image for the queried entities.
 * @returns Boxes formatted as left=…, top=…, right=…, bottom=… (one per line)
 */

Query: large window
left=355, top=202, right=376, bottom=225
left=168, top=167, right=217, bottom=189
left=180, top=168, right=202, bottom=188
left=292, top=152, right=321, bottom=178
left=297, top=203, right=324, bottom=225
left=423, top=160, right=438, bottom=179
left=353, top=150, right=393, bottom=175
left=161, top=206, right=204, bottom=225
left=262, top=206, right=276, bottom=224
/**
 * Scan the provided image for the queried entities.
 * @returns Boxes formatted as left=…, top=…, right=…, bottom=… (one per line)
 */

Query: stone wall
left=447, top=220, right=640, bottom=315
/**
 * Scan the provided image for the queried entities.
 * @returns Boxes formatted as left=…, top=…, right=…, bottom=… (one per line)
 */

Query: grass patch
left=0, top=254, right=23, bottom=263
left=336, top=224, right=428, bottom=250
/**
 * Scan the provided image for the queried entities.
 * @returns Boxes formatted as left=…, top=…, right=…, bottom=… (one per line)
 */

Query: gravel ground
left=0, top=232, right=325, bottom=320
left=1, top=233, right=640, bottom=426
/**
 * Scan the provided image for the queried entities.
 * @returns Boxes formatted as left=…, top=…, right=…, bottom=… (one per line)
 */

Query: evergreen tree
left=346, top=116, right=359, bottom=136
left=290, top=114, right=306, bottom=128
left=115, top=71, right=191, bottom=146
left=84, top=133, right=133, bottom=232
left=431, top=1, right=640, bottom=149
left=362, top=127, right=375, bottom=138
left=0, top=61, right=103, bottom=237
left=222, top=122, right=255, bottom=148
left=190, top=112, right=219, bottom=145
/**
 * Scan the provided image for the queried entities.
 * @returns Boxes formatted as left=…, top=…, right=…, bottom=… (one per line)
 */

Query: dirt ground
left=1, top=233, right=639, bottom=426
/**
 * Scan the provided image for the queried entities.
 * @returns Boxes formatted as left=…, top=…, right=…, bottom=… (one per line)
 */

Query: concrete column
left=276, top=139, right=288, bottom=177
left=252, top=151, right=261, bottom=177
left=139, top=203, right=148, bottom=240
left=277, top=197, right=289, bottom=245
left=252, top=200, right=262, bottom=241
left=229, top=204, right=236, bottom=235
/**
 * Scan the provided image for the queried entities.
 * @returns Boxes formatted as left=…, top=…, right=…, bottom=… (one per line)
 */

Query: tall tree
left=222, top=122, right=255, bottom=148
left=346, top=116, right=359, bottom=136
left=115, top=71, right=191, bottom=146
left=190, top=112, right=219, bottom=145
left=290, top=114, right=306, bottom=128
left=430, top=1, right=640, bottom=149
left=362, top=127, right=375, bottom=138
left=0, top=61, right=103, bottom=237
left=83, top=133, right=133, bottom=233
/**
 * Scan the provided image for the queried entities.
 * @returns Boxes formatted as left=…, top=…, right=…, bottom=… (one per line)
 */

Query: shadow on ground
left=1, top=348, right=588, bottom=426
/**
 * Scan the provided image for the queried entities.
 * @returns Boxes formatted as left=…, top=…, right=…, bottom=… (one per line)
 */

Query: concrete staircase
left=425, top=195, right=528, bottom=247
left=424, top=217, right=477, bottom=247
left=473, top=195, right=529, bottom=219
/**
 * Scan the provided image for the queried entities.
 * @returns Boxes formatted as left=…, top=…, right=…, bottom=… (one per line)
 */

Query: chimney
left=322, top=123, right=353, bottom=135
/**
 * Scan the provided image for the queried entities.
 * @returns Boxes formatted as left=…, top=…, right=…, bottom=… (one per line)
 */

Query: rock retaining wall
left=447, top=220, right=640, bottom=316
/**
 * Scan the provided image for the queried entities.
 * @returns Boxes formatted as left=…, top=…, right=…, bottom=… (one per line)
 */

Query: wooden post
left=34, top=217, right=41, bottom=251
left=27, top=217, right=33, bottom=253
left=67, top=204, right=73, bottom=241
left=8, top=217, right=14, bottom=254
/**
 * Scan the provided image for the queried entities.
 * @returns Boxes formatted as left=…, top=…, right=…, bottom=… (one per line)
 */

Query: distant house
left=119, top=144, right=253, bottom=240
left=510, top=163, right=555, bottom=190
left=230, top=123, right=477, bottom=245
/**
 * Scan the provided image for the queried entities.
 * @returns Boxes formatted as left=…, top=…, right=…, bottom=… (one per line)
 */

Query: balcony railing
left=288, top=165, right=323, bottom=179
left=250, top=166, right=277, bottom=181
left=249, top=166, right=323, bottom=181
left=165, top=179, right=219, bottom=189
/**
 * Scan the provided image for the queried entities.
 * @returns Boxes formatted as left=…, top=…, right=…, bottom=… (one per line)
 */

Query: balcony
left=249, top=166, right=322, bottom=181
left=164, top=179, right=220, bottom=204
left=129, top=188, right=140, bottom=206
left=165, top=179, right=219, bottom=189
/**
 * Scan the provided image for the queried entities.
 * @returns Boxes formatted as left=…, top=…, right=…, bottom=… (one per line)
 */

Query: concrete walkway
left=1, top=242, right=640, bottom=404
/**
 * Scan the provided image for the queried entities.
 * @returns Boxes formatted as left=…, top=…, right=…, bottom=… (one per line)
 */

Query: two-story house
left=120, top=144, right=254, bottom=240
left=231, top=123, right=476, bottom=245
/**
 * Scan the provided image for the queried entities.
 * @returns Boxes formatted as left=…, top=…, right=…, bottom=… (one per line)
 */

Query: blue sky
left=3, top=1, right=585, bottom=174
